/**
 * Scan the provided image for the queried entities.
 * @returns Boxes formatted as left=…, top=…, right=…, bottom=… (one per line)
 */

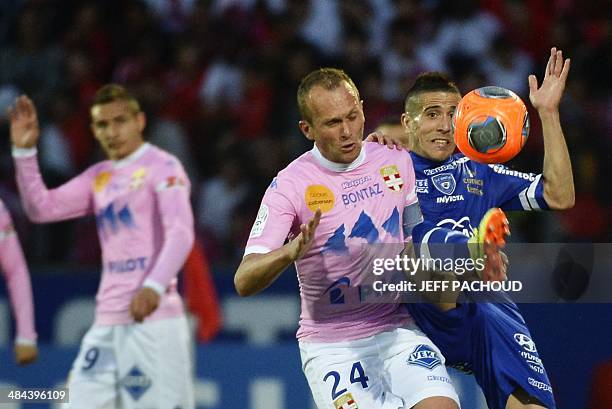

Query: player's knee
left=411, top=396, right=459, bottom=409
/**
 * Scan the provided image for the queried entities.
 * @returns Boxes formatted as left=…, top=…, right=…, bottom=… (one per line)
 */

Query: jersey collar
left=311, top=144, right=366, bottom=172
left=410, top=151, right=454, bottom=168
left=113, top=142, right=150, bottom=169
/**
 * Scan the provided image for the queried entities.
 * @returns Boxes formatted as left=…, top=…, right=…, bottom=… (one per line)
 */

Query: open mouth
left=431, top=139, right=451, bottom=147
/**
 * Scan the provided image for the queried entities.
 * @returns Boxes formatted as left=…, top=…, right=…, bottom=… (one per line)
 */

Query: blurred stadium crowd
left=0, top=0, right=609, bottom=270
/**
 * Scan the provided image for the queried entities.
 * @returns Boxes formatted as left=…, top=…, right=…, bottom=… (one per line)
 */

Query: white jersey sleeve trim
left=519, top=187, right=532, bottom=210
left=244, top=245, right=271, bottom=257
left=11, top=146, right=37, bottom=158
left=526, top=174, right=542, bottom=210
left=0, top=228, right=15, bottom=241
left=15, top=337, right=36, bottom=346
left=143, top=279, right=165, bottom=295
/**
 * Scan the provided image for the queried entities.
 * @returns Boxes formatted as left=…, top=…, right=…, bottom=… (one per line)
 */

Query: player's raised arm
left=235, top=209, right=320, bottom=296
left=8, top=96, right=94, bottom=222
left=9, top=96, right=39, bottom=149
left=529, top=47, right=574, bottom=210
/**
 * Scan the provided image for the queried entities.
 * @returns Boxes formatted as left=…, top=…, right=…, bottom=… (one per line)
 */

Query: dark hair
left=297, top=68, right=359, bottom=123
left=91, top=84, right=141, bottom=114
left=404, top=72, right=460, bottom=113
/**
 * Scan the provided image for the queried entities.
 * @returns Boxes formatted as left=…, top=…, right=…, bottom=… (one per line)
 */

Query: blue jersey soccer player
left=372, top=47, right=573, bottom=409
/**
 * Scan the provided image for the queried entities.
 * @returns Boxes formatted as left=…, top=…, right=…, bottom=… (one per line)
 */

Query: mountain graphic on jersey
left=381, top=207, right=400, bottom=238
left=96, top=202, right=135, bottom=237
left=349, top=211, right=379, bottom=244
left=322, top=208, right=401, bottom=254
left=323, top=224, right=349, bottom=254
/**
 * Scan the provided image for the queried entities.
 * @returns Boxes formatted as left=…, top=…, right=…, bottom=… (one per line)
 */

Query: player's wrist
left=143, top=279, right=165, bottom=295
left=283, top=240, right=301, bottom=263
left=536, top=108, right=560, bottom=119
left=15, top=337, right=37, bottom=346
left=11, top=146, right=37, bottom=158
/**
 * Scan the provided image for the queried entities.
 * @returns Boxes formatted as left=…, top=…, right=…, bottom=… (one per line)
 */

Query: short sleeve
left=244, top=177, right=297, bottom=256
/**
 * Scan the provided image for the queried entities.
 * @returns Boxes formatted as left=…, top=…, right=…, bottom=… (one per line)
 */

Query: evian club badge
left=380, top=165, right=403, bottom=192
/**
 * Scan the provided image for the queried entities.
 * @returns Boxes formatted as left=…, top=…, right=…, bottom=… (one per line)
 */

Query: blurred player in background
left=8, top=85, right=195, bottom=409
left=0, top=198, right=37, bottom=365
left=370, top=47, right=573, bottom=409
left=235, top=68, right=461, bottom=409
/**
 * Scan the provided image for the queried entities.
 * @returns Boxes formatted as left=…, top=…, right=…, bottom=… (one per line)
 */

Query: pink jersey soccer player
left=235, top=68, right=460, bottom=409
left=0, top=198, right=37, bottom=365
left=9, top=85, right=195, bottom=409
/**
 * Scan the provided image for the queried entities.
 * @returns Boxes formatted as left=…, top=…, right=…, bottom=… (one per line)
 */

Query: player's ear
left=400, top=112, right=411, bottom=130
left=136, top=111, right=146, bottom=133
left=299, top=120, right=315, bottom=141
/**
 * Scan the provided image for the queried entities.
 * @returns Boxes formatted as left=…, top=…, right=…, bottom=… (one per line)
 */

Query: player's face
left=299, top=82, right=365, bottom=164
left=90, top=100, right=145, bottom=160
left=402, top=91, right=460, bottom=162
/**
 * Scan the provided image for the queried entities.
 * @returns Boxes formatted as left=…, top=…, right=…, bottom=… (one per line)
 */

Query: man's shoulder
left=85, top=160, right=112, bottom=176
left=145, top=144, right=182, bottom=165
left=140, top=144, right=188, bottom=179
left=365, top=141, right=410, bottom=162
left=276, top=151, right=318, bottom=181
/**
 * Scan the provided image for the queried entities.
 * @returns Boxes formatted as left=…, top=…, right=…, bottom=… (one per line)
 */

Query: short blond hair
left=91, top=84, right=141, bottom=115
left=297, top=68, right=359, bottom=123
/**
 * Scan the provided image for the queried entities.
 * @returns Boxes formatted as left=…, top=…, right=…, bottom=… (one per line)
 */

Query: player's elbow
left=24, top=206, right=52, bottom=223
left=234, top=259, right=260, bottom=297
left=234, top=273, right=255, bottom=297
left=170, top=224, right=195, bottom=253
left=545, top=188, right=575, bottom=210
left=550, top=194, right=575, bottom=210
left=559, top=195, right=575, bottom=210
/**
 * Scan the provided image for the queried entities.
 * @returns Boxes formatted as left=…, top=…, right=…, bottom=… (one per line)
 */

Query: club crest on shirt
left=305, top=184, right=335, bottom=213
left=380, top=165, right=403, bottom=192
left=334, top=392, right=358, bottom=409
left=129, top=167, right=147, bottom=190
left=431, top=173, right=456, bottom=195
left=93, top=171, right=112, bottom=193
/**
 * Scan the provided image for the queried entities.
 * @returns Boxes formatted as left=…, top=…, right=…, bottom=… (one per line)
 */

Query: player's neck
left=311, top=144, right=366, bottom=172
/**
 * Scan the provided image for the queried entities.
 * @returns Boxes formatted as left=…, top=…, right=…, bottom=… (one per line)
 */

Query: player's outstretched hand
left=365, top=131, right=406, bottom=150
left=130, top=287, right=161, bottom=323
left=8, top=95, right=40, bottom=149
left=14, top=344, right=38, bottom=365
left=287, top=209, right=321, bottom=261
left=528, top=47, right=570, bottom=114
